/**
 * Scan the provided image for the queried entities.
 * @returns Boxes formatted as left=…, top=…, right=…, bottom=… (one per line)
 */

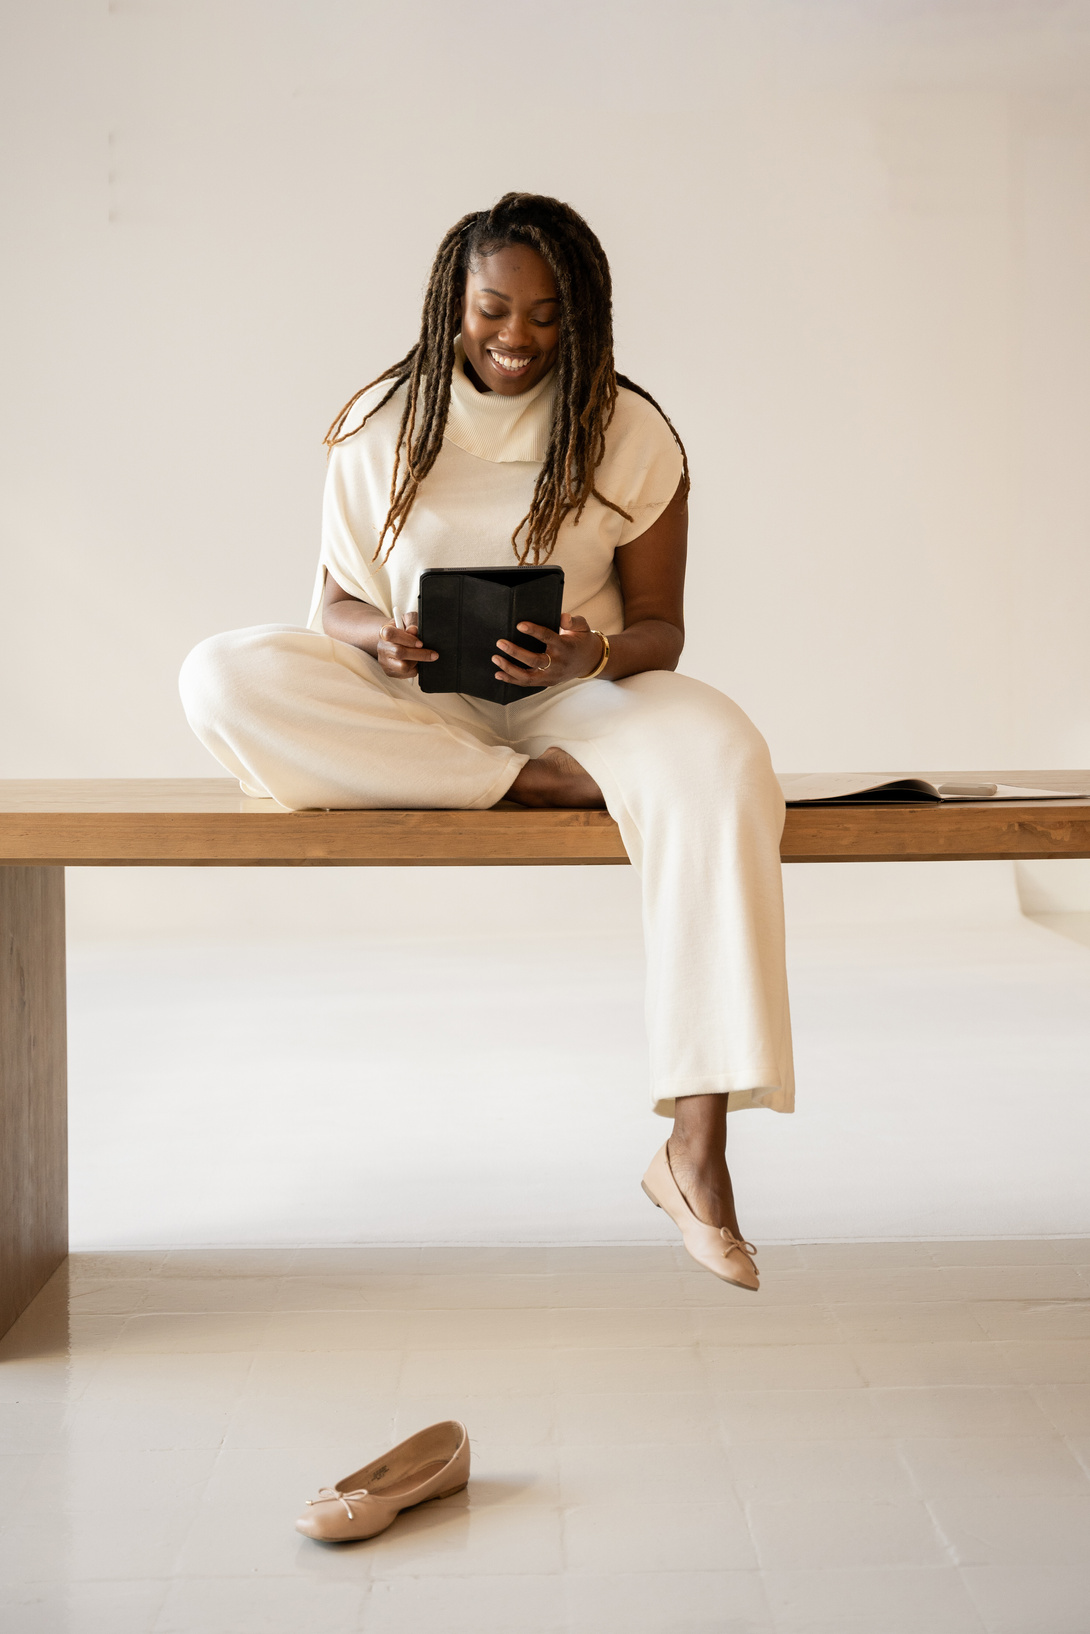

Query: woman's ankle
left=507, top=747, right=604, bottom=809
left=669, top=1134, right=730, bottom=1188
left=670, top=1094, right=729, bottom=1158
left=666, top=1132, right=740, bottom=1237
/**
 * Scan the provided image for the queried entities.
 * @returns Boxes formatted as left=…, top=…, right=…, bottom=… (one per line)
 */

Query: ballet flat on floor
left=296, top=1420, right=470, bottom=1543
left=642, top=1142, right=760, bottom=1291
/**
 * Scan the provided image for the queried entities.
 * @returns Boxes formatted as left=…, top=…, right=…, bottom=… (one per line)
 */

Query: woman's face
left=460, top=245, right=560, bottom=395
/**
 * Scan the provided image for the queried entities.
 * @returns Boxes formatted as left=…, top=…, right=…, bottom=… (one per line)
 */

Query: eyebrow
left=478, top=287, right=560, bottom=305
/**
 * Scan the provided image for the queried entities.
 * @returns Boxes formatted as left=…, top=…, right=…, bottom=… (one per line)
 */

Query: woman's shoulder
left=599, top=380, right=685, bottom=509
left=327, top=375, right=408, bottom=462
left=614, top=378, right=678, bottom=429
left=606, top=381, right=683, bottom=462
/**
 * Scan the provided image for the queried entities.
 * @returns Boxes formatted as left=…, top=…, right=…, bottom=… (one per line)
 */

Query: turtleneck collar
left=444, top=335, right=557, bottom=463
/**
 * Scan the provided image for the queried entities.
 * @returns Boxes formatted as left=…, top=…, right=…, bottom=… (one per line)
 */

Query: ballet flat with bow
left=642, top=1142, right=759, bottom=1291
left=296, top=1420, right=470, bottom=1543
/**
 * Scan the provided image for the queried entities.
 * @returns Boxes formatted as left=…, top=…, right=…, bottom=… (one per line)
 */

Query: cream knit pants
left=179, top=625, right=794, bottom=1118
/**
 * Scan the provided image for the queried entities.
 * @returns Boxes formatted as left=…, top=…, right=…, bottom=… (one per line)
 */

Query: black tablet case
left=417, top=566, right=565, bottom=704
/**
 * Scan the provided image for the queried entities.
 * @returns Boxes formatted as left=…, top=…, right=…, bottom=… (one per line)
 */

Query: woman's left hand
left=492, top=613, right=605, bottom=688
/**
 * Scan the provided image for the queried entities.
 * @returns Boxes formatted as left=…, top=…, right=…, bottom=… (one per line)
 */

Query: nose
left=495, top=313, right=535, bottom=351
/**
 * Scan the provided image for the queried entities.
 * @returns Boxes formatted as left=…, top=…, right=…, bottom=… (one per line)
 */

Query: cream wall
left=5, top=2, right=1090, bottom=1247
left=2, top=0, right=1089, bottom=922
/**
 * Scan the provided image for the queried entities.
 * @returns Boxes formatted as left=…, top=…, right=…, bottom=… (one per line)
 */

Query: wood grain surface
left=0, top=774, right=1087, bottom=865
left=0, top=868, right=67, bottom=1338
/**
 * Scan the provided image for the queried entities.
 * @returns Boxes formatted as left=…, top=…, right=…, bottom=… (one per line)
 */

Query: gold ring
left=539, top=654, right=552, bottom=671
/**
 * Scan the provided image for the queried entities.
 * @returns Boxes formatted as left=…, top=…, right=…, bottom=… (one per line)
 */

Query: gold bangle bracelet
left=584, top=630, right=610, bottom=681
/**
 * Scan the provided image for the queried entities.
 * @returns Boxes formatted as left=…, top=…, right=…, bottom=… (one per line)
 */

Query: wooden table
left=2, top=772, right=1088, bottom=1340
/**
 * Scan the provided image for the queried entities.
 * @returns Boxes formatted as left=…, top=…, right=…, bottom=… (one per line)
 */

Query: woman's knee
left=179, top=631, right=234, bottom=728
left=629, top=671, right=770, bottom=759
left=620, top=672, right=779, bottom=803
left=178, top=626, right=287, bottom=731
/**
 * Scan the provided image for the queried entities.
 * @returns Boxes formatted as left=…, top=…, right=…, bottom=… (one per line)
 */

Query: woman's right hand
left=376, top=615, right=438, bottom=680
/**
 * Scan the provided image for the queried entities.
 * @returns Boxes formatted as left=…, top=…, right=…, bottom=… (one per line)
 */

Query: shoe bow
left=306, top=1486, right=371, bottom=1521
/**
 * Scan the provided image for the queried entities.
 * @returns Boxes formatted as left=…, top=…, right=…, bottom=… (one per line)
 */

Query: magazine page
left=778, top=775, right=1084, bottom=805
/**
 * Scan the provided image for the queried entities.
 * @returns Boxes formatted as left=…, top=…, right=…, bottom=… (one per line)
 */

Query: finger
left=513, top=621, right=559, bottom=645
left=384, top=646, right=438, bottom=663
left=382, top=626, right=431, bottom=652
left=493, top=663, right=549, bottom=687
left=558, top=615, right=589, bottom=636
left=492, top=655, right=553, bottom=685
left=380, top=642, right=437, bottom=668
left=496, top=639, right=553, bottom=669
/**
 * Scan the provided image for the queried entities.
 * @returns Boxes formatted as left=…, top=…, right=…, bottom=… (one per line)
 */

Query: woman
left=180, top=193, right=793, bottom=1291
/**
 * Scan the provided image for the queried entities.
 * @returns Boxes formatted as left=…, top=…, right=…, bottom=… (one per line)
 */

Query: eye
left=478, top=307, right=505, bottom=319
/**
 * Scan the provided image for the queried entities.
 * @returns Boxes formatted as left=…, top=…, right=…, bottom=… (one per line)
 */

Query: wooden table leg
left=0, top=867, right=67, bottom=1340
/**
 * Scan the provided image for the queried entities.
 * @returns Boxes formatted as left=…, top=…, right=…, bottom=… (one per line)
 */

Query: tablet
left=417, top=566, right=565, bottom=704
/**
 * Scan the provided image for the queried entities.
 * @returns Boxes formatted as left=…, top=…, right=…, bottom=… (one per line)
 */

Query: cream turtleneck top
left=309, top=337, right=683, bottom=637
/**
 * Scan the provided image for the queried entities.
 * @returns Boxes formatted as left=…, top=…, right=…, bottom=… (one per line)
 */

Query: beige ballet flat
left=296, top=1420, right=470, bottom=1543
left=642, top=1142, right=759, bottom=1291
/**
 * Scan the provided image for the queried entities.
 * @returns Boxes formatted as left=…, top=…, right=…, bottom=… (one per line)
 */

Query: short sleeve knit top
left=309, top=338, right=684, bottom=637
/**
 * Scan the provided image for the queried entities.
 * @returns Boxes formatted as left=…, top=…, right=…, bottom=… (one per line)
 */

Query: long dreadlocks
left=324, top=193, right=690, bottom=566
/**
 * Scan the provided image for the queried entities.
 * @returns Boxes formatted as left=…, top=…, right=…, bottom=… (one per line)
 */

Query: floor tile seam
left=694, top=1337, right=862, bottom=1377
left=705, top=1363, right=872, bottom=1393
left=1000, top=1334, right=1090, bottom=1346
left=818, top=1284, right=1090, bottom=1308
left=260, top=1300, right=704, bottom=1313
left=961, top=1293, right=1090, bottom=1310
left=80, top=1313, right=134, bottom=1366
left=119, top=1308, right=278, bottom=1324
left=744, top=1497, right=963, bottom=1575
left=956, top=1557, right=1015, bottom=1631
left=214, top=1347, right=263, bottom=1451
left=821, top=1298, right=995, bottom=1323
left=1023, top=1380, right=1077, bottom=1437
left=277, top=1269, right=686, bottom=1279
left=891, top=1435, right=952, bottom=1512
left=738, top=1494, right=777, bottom=1572
left=701, top=1333, right=862, bottom=1354
left=116, top=1280, right=155, bottom=1319
left=352, top=1576, right=376, bottom=1617
left=867, top=1401, right=1019, bottom=1436
left=836, top=1318, right=1001, bottom=1350
left=1067, top=1440, right=1090, bottom=1480
left=758, top=1563, right=994, bottom=1578
left=875, top=1419, right=1067, bottom=1444
left=186, top=1427, right=242, bottom=1526
left=2, top=1572, right=176, bottom=1590
left=869, top=1380, right=1045, bottom=1392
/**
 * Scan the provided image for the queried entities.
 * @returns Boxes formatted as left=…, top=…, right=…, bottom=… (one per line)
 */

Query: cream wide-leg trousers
left=179, top=625, right=794, bottom=1118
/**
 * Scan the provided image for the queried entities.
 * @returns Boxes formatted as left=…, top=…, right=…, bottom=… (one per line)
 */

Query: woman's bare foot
left=506, top=746, right=605, bottom=808
left=668, top=1094, right=743, bottom=1240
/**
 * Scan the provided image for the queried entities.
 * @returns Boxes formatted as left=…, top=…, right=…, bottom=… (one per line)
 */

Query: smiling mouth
left=488, top=350, right=535, bottom=375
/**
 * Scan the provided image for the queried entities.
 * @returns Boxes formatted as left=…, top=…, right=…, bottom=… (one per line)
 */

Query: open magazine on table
left=778, top=775, right=1086, bottom=806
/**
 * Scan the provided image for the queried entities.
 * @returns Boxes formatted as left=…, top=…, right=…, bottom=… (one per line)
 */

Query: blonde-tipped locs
left=324, top=193, right=690, bottom=565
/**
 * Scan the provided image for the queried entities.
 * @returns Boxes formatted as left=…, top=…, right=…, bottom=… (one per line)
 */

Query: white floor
left=4, top=863, right=1089, bottom=1631
left=63, top=864, right=1090, bottom=1248
left=2, top=1240, right=1089, bottom=1634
